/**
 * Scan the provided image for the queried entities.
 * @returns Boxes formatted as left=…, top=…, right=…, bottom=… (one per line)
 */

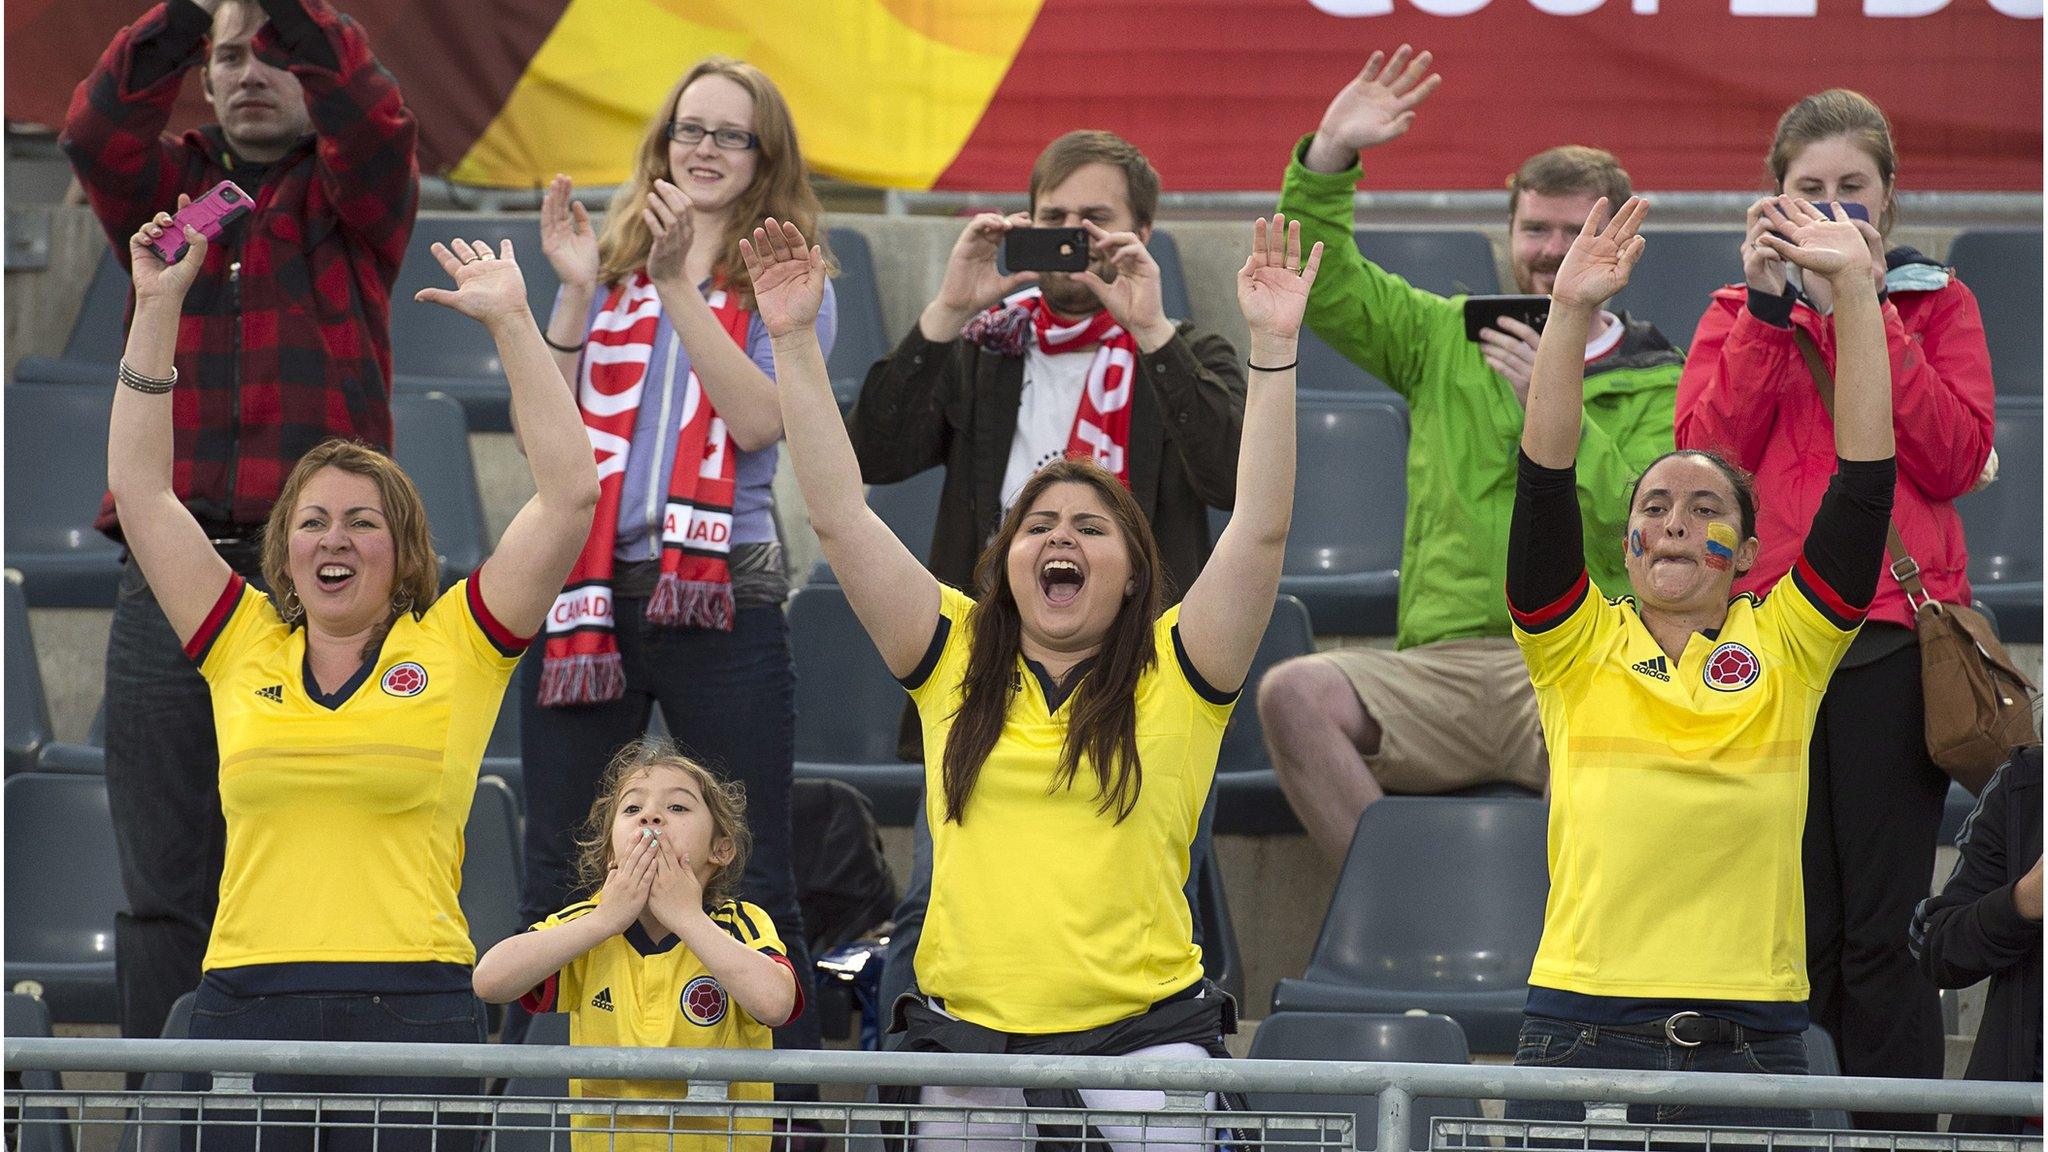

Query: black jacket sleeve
left=128, top=0, right=213, bottom=89
left=846, top=326, right=959, bottom=486
left=1789, top=456, right=1895, bottom=628
left=1910, top=760, right=2041, bottom=988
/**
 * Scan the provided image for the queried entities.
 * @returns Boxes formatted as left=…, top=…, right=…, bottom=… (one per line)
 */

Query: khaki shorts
left=1313, top=636, right=1548, bottom=794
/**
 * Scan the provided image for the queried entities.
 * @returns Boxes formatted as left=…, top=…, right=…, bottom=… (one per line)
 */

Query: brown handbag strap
left=1790, top=327, right=1930, bottom=609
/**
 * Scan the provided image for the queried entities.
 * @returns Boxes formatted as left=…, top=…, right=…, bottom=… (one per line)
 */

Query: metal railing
left=7, top=1038, right=2041, bottom=1152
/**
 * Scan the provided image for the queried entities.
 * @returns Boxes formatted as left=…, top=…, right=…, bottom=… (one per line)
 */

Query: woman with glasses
left=515, top=57, right=837, bottom=1057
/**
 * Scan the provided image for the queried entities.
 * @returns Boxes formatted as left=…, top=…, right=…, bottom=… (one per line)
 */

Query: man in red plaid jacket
left=60, top=0, right=416, bottom=1042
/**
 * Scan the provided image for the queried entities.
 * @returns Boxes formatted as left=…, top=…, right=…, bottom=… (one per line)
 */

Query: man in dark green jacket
left=1259, top=47, right=1682, bottom=861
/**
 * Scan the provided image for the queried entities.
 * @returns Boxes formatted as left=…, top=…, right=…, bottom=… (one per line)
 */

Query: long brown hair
left=572, top=739, right=753, bottom=908
left=1767, top=89, right=1898, bottom=235
left=940, top=458, right=1166, bottom=826
left=261, top=439, right=438, bottom=658
left=594, top=56, right=833, bottom=304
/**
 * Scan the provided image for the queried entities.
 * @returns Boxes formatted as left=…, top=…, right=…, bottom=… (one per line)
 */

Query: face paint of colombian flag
left=1705, top=521, right=1738, bottom=572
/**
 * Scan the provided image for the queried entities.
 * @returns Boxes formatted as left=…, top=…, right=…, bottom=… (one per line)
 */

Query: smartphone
left=1463, top=294, right=1551, bottom=343
left=1002, top=227, right=1090, bottom=273
left=148, top=180, right=253, bottom=265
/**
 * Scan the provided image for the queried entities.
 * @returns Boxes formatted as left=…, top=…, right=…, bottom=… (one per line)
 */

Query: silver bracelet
left=117, top=360, right=177, bottom=395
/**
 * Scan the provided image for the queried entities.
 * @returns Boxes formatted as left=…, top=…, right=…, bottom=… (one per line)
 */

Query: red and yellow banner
left=7, top=0, right=2039, bottom=191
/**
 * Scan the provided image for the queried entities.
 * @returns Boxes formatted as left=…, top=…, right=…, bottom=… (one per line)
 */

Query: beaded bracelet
left=117, top=360, right=177, bottom=394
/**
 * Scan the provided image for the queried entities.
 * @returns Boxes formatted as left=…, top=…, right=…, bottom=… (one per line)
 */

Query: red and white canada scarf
left=538, top=273, right=752, bottom=706
left=963, top=287, right=1135, bottom=484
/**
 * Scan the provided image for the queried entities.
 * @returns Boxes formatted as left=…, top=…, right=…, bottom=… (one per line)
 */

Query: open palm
left=413, top=238, right=530, bottom=323
left=1760, top=199, right=1869, bottom=279
left=1318, top=45, right=1442, bottom=152
left=539, top=175, right=598, bottom=289
left=1236, top=215, right=1324, bottom=342
left=741, top=218, right=827, bottom=338
left=1550, top=196, right=1648, bottom=310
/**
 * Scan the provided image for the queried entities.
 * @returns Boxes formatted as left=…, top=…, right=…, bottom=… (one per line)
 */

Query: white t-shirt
left=1000, top=342, right=1098, bottom=511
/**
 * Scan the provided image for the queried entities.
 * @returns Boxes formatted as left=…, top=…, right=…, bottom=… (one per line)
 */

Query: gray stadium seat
left=464, top=776, right=526, bottom=959
left=788, top=584, right=920, bottom=825
left=1246, top=1011, right=1480, bottom=1151
left=1148, top=229, right=1196, bottom=326
left=1194, top=850, right=1242, bottom=1008
left=808, top=466, right=946, bottom=586
left=117, top=992, right=201, bottom=1152
left=1948, top=230, right=2042, bottom=396
left=1214, top=398, right=1405, bottom=635
left=34, top=701, right=106, bottom=776
left=826, top=229, right=891, bottom=412
left=390, top=216, right=559, bottom=432
left=4, top=385, right=124, bottom=607
left=1940, top=778, right=1980, bottom=846
left=6, top=991, right=77, bottom=1152
left=390, top=390, right=488, bottom=590
left=6, top=577, right=55, bottom=774
left=1299, top=229, right=1498, bottom=396
left=1214, top=595, right=1314, bottom=835
left=1802, top=1024, right=1853, bottom=1130
left=1271, top=795, right=1549, bottom=1054
left=11, top=248, right=128, bottom=386
left=4, top=772, right=123, bottom=1023
left=1956, top=397, right=2041, bottom=643
left=1613, top=230, right=1745, bottom=351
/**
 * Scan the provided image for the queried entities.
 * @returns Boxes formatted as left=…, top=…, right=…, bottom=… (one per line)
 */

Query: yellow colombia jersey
left=907, top=585, right=1233, bottom=1035
left=187, top=573, right=525, bottom=972
left=1511, top=568, right=1860, bottom=1003
left=521, top=898, right=790, bottom=1152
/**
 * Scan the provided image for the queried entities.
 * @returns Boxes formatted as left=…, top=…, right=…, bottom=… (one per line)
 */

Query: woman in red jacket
left=1675, top=89, right=1996, bottom=1128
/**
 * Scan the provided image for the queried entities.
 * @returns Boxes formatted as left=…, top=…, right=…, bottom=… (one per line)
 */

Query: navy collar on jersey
left=625, top=921, right=682, bottom=956
left=301, top=633, right=391, bottom=711
left=1023, top=652, right=1100, bottom=714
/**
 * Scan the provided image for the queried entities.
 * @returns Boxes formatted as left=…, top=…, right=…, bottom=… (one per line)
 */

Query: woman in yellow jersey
left=1504, top=196, right=1895, bottom=1129
left=474, top=742, right=799, bottom=1152
left=110, top=207, right=598, bottom=1152
left=743, top=215, right=1318, bottom=1151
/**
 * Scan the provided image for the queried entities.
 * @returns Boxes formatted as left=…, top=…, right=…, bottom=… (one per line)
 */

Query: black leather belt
left=1600, top=1012, right=1790, bottom=1048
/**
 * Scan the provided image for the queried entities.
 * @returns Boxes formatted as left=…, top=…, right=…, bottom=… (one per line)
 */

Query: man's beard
left=1039, top=264, right=1111, bottom=317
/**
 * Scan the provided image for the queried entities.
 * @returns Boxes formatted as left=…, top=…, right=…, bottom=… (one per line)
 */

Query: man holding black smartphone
left=60, top=0, right=417, bottom=1043
left=847, top=129, right=1245, bottom=1023
left=1256, top=47, right=1682, bottom=863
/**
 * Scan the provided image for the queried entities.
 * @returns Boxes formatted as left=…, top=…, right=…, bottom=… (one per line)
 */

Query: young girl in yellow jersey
left=474, top=743, right=801, bottom=1152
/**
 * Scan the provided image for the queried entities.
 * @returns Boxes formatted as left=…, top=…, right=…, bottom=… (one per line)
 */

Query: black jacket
left=1909, top=746, right=2042, bottom=1133
left=847, top=321, right=1246, bottom=600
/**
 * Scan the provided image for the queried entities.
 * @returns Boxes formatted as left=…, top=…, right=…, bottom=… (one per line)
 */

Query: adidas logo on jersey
left=255, top=685, right=284, bottom=702
left=590, top=987, right=614, bottom=1012
left=1630, top=655, right=1670, bottom=682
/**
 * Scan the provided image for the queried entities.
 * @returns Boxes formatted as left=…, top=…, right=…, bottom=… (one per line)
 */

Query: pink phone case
left=149, top=181, right=252, bottom=265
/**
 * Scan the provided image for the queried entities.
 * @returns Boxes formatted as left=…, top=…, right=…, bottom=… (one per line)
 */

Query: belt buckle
left=1664, top=1011, right=1703, bottom=1048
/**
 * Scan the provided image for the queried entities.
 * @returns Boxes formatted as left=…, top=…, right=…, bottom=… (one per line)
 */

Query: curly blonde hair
left=571, top=740, right=753, bottom=908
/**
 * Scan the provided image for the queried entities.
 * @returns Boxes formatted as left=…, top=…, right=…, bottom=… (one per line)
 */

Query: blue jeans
left=876, top=778, right=1218, bottom=1045
left=183, top=985, right=487, bottom=1152
left=516, top=602, right=819, bottom=1056
left=1503, top=1015, right=1812, bottom=1131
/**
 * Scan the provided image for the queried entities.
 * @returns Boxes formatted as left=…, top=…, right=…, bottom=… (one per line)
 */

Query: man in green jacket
left=1258, top=46, right=1682, bottom=861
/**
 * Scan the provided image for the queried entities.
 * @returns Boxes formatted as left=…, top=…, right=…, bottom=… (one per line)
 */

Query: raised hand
left=1741, top=197, right=1788, bottom=296
left=1550, top=196, right=1648, bottom=312
left=1075, top=221, right=1171, bottom=346
left=1757, top=198, right=1876, bottom=285
left=539, top=174, right=599, bottom=291
left=1304, top=46, right=1443, bottom=172
left=740, top=217, right=827, bottom=338
left=1235, top=214, right=1325, bottom=344
left=595, top=828, right=658, bottom=933
left=413, top=237, right=532, bottom=323
left=128, top=197, right=208, bottom=303
left=643, top=179, right=695, bottom=289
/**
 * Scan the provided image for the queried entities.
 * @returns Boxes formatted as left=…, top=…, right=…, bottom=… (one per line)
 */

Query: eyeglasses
left=667, top=121, right=759, bottom=151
